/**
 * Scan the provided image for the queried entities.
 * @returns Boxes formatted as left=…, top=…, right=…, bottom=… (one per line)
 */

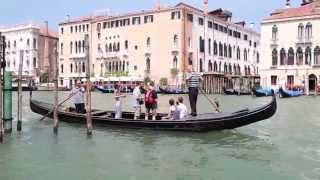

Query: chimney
left=250, top=23, right=255, bottom=29
left=155, top=0, right=161, bottom=11
left=286, top=0, right=291, bottom=8
left=44, top=21, right=49, bottom=36
left=204, top=0, right=209, bottom=15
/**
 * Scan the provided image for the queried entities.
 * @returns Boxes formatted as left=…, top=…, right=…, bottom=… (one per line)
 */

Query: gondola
left=30, top=95, right=277, bottom=132
left=252, top=88, right=275, bottom=97
left=159, top=87, right=188, bottom=95
left=95, top=86, right=114, bottom=93
left=279, top=87, right=303, bottom=98
left=224, top=88, right=251, bottom=96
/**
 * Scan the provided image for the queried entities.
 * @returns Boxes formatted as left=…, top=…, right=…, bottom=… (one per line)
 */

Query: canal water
left=0, top=91, right=319, bottom=180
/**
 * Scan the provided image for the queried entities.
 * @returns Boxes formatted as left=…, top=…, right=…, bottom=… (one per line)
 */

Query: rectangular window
left=244, top=34, right=248, bottom=41
left=254, top=42, right=257, bottom=48
left=132, top=17, right=141, bottom=25
left=70, top=26, right=73, bottom=33
left=218, top=25, right=224, bottom=32
left=144, top=15, right=154, bottom=23
left=103, top=22, right=107, bottom=29
left=171, top=11, right=181, bottom=20
left=61, top=27, right=64, bottom=34
left=228, top=29, right=232, bottom=36
left=187, top=14, right=193, bottom=22
left=271, top=76, right=277, bottom=85
left=287, top=75, right=294, bottom=85
left=214, top=23, right=218, bottom=30
left=208, top=21, right=213, bottom=28
left=198, top=17, right=204, bottom=26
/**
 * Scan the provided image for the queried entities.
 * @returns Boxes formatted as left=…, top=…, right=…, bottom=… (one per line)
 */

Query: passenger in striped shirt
left=186, top=68, right=203, bottom=116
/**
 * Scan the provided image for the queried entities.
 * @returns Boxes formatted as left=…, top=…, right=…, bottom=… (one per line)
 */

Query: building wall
left=58, top=3, right=260, bottom=90
left=260, top=17, right=320, bottom=94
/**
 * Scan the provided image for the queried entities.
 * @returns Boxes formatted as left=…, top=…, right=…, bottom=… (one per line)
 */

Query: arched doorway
left=309, top=74, right=317, bottom=92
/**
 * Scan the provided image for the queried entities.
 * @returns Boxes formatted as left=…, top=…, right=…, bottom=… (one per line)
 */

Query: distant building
left=0, top=22, right=58, bottom=83
left=260, top=0, right=320, bottom=95
left=58, top=2, right=260, bottom=92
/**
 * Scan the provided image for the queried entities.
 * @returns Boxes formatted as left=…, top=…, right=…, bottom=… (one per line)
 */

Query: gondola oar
left=199, top=88, right=221, bottom=113
left=39, top=93, right=76, bottom=121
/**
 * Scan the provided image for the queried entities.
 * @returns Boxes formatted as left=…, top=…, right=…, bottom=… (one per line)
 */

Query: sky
left=0, top=0, right=302, bottom=31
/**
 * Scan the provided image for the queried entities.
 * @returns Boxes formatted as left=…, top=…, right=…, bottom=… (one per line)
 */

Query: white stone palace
left=0, top=22, right=58, bottom=83
left=58, top=1, right=260, bottom=92
left=260, top=0, right=320, bottom=95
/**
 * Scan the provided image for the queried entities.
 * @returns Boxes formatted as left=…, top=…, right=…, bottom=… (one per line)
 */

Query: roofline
left=262, top=14, right=320, bottom=24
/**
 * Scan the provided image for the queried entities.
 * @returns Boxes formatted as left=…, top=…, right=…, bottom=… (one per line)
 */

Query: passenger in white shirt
left=71, top=81, right=85, bottom=113
left=132, top=83, right=143, bottom=120
left=177, top=97, right=188, bottom=119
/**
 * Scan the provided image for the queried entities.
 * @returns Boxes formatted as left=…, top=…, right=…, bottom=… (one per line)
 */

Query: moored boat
left=279, top=87, right=303, bottom=98
left=95, top=86, right=114, bottom=93
left=159, top=87, right=188, bottom=94
left=252, top=88, right=275, bottom=97
left=30, top=95, right=277, bottom=132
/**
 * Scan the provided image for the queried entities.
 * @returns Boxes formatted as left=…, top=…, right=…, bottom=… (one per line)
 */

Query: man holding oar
left=71, top=80, right=86, bottom=114
left=186, top=68, right=203, bottom=116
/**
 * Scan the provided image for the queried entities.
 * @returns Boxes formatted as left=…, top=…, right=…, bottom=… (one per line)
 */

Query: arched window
left=224, top=43, right=227, bottom=57
left=298, top=23, right=304, bottom=40
left=115, top=61, right=119, bottom=71
left=272, top=25, right=278, bottom=41
left=288, top=47, right=294, bottom=65
left=173, top=56, right=178, bottom=69
left=228, top=63, right=232, bottom=74
left=109, top=43, right=112, bottom=52
left=296, top=47, right=303, bottom=65
left=237, top=65, right=241, bottom=75
left=173, top=35, right=178, bottom=48
left=125, top=40, right=128, bottom=49
left=280, top=48, right=286, bottom=65
left=27, top=39, right=30, bottom=47
left=123, top=61, right=126, bottom=71
left=213, top=61, right=217, bottom=72
left=75, top=63, right=78, bottom=72
left=208, top=60, right=213, bottom=71
left=78, top=41, right=81, bottom=53
left=75, top=42, right=78, bottom=53
left=147, top=37, right=151, bottom=48
left=219, top=42, right=223, bottom=56
left=60, top=64, right=64, bottom=73
left=60, top=43, right=64, bottom=55
left=237, top=47, right=241, bottom=60
left=244, top=48, right=248, bottom=61
left=272, top=48, right=278, bottom=66
left=70, top=42, right=73, bottom=54
left=306, top=22, right=312, bottom=41
left=228, top=45, right=232, bottom=58
left=117, top=42, right=120, bottom=51
left=213, top=41, right=217, bottom=55
left=224, top=63, right=227, bottom=74
left=314, top=46, right=320, bottom=65
left=82, top=40, right=85, bottom=52
left=219, top=62, right=222, bottom=72
left=70, top=63, right=73, bottom=73
left=146, top=58, right=151, bottom=71
left=33, top=38, right=37, bottom=49
left=82, top=62, right=86, bottom=73
left=257, top=52, right=260, bottom=64
left=305, top=46, right=311, bottom=65
left=208, top=39, right=211, bottom=54
left=233, top=64, right=236, bottom=75
left=113, top=43, right=117, bottom=51
left=105, top=44, right=108, bottom=53
left=200, top=59, right=203, bottom=72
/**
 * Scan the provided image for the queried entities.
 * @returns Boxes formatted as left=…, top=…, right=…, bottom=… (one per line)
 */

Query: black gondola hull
left=30, top=96, right=277, bottom=132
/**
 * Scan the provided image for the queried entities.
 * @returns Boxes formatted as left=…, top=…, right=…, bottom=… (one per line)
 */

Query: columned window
left=314, top=46, right=320, bottom=65
left=70, top=42, right=73, bottom=54
left=287, top=47, right=295, bottom=65
left=208, top=60, right=213, bottom=71
left=272, top=25, right=278, bottom=41
left=237, top=47, right=241, bottom=60
left=173, top=56, right=178, bottom=69
left=213, top=61, right=217, bottom=72
left=272, top=48, right=278, bottom=66
left=213, top=41, right=217, bottom=55
left=228, top=45, right=232, bottom=58
left=280, top=48, right=286, bottom=65
left=298, top=23, right=304, bottom=40
left=219, top=42, right=223, bottom=56
left=305, top=46, right=311, bottom=65
left=296, top=47, right=303, bottom=65
left=306, top=23, right=312, bottom=41
left=224, top=43, right=227, bottom=57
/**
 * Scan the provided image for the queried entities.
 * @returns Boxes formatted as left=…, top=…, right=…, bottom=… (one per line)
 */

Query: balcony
left=270, top=38, right=278, bottom=47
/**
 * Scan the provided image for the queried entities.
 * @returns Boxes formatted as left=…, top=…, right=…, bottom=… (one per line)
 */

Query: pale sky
left=0, top=0, right=302, bottom=30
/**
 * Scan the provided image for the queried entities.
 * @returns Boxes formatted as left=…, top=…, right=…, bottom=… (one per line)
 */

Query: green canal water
left=0, top=91, right=319, bottom=180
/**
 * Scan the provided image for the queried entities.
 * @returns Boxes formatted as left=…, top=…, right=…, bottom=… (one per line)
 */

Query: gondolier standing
left=71, top=81, right=86, bottom=114
left=186, top=68, right=203, bottom=116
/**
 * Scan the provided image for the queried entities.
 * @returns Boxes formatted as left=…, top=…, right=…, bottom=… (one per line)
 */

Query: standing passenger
left=114, top=84, right=126, bottom=119
left=132, top=83, right=143, bottom=120
left=145, top=82, right=158, bottom=120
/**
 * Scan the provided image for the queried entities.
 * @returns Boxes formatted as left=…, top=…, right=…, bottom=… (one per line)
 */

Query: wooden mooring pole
left=84, top=34, right=92, bottom=136
left=17, top=50, right=23, bottom=132
left=0, top=33, right=4, bottom=143
left=53, top=48, right=59, bottom=134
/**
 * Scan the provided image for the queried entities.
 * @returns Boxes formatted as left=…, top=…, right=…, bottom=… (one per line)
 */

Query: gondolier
left=186, top=68, right=203, bottom=116
left=71, top=81, right=85, bottom=114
